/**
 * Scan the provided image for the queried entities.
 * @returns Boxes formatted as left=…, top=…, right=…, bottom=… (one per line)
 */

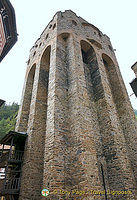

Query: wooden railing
left=0, top=150, right=24, bottom=163
left=4, top=178, right=20, bottom=191
left=9, top=150, right=24, bottom=162
left=0, top=149, right=10, bottom=157
left=0, top=150, right=9, bottom=163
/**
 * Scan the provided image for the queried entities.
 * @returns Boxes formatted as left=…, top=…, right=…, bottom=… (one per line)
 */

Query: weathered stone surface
left=16, top=10, right=137, bottom=200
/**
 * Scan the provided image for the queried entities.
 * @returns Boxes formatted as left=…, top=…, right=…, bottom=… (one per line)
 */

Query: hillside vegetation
left=0, top=103, right=19, bottom=141
left=134, top=109, right=137, bottom=119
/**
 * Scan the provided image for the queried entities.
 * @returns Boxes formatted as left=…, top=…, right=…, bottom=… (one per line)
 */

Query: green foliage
left=0, top=103, right=19, bottom=141
left=134, top=109, right=137, bottom=119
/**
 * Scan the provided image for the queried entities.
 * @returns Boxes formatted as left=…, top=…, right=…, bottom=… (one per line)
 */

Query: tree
left=0, top=103, right=19, bottom=140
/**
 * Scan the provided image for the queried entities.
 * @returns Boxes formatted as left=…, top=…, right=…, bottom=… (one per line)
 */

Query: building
left=130, top=62, right=137, bottom=97
left=0, top=0, right=17, bottom=62
left=1, top=10, right=137, bottom=200
left=0, top=100, right=5, bottom=108
left=0, top=131, right=27, bottom=200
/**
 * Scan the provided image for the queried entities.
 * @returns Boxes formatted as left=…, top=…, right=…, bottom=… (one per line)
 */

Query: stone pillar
left=66, top=35, right=104, bottom=200
left=42, top=34, right=72, bottom=200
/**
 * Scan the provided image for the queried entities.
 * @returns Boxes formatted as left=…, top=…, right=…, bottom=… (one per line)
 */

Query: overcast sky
left=0, top=0, right=137, bottom=109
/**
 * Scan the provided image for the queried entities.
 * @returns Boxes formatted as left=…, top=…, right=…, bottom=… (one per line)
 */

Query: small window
left=82, top=22, right=91, bottom=27
left=53, top=23, right=56, bottom=30
left=39, top=42, right=42, bottom=47
left=98, top=31, right=102, bottom=37
left=27, top=59, right=30, bottom=65
left=72, top=20, right=77, bottom=26
left=108, top=45, right=113, bottom=51
left=33, top=51, right=36, bottom=57
left=49, top=24, right=52, bottom=29
left=46, top=34, right=49, bottom=39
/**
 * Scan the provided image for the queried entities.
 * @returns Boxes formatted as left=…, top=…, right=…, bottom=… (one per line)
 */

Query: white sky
left=0, top=0, right=137, bottom=109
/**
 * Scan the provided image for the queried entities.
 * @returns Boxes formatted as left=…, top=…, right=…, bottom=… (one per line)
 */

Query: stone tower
left=15, top=10, right=137, bottom=200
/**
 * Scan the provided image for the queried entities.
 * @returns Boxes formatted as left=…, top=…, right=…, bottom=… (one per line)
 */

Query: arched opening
left=102, top=53, right=124, bottom=107
left=72, top=20, right=77, bottom=26
left=16, top=64, right=36, bottom=132
left=41, top=46, right=51, bottom=68
left=102, top=53, right=137, bottom=183
left=80, top=40, right=127, bottom=191
left=39, top=45, right=51, bottom=102
left=18, top=47, right=51, bottom=199
left=80, top=40, right=104, bottom=101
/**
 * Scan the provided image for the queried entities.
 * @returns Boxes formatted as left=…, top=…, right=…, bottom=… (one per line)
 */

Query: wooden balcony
left=0, top=178, right=20, bottom=195
left=0, top=150, right=9, bottom=168
left=0, top=150, right=24, bottom=167
left=9, top=150, right=24, bottom=163
left=0, top=131, right=27, bottom=199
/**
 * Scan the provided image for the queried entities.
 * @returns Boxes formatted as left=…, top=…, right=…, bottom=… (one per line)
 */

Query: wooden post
left=9, top=137, right=14, bottom=160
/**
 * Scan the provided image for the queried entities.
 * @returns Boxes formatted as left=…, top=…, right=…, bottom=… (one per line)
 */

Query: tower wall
left=16, top=10, right=137, bottom=200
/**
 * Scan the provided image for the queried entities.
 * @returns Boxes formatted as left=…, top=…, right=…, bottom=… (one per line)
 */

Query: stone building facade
left=15, top=10, right=137, bottom=200
left=130, top=62, right=137, bottom=97
left=132, top=62, right=137, bottom=78
left=0, top=0, right=17, bottom=62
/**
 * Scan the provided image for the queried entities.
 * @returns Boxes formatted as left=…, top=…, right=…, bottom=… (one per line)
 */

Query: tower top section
left=28, top=10, right=114, bottom=67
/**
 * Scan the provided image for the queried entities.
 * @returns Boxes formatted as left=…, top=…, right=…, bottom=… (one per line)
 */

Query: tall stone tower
left=16, top=10, right=137, bottom=200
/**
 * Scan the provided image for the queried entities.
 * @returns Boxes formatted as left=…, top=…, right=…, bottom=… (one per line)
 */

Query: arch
left=23, top=63, right=36, bottom=124
left=102, top=53, right=124, bottom=102
left=102, top=53, right=137, bottom=183
left=16, top=63, right=36, bottom=132
left=80, top=40, right=104, bottom=101
left=72, top=20, right=77, bottom=26
left=57, top=32, right=70, bottom=41
left=40, top=45, right=51, bottom=66
left=102, top=53, right=114, bottom=69
left=28, top=63, right=36, bottom=79
left=80, top=40, right=127, bottom=190
left=39, top=45, right=51, bottom=98
left=53, top=23, right=56, bottom=30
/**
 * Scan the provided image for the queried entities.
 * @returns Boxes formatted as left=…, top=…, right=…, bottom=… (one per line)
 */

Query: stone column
left=42, top=34, right=72, bottom=200
left=66, top=35, right=105, bottom=200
